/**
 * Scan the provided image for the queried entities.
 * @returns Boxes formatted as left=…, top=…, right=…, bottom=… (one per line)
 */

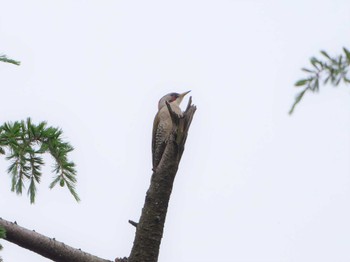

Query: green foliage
left=0, top=226, right=5, bottom=248
left=0, top=118, right=80, bottom=203
left=290, top=47, right=350, bottom=114
left=0, top=55, right=20, bottom=66
left=0, top=225, right=5, bottom=261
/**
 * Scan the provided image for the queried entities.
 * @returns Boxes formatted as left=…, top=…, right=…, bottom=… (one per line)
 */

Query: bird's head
left=158, top=91, right=191, bottom=110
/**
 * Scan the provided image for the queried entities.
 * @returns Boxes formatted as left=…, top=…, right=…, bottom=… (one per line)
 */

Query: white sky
left=1, top=0, right=350, bottom=261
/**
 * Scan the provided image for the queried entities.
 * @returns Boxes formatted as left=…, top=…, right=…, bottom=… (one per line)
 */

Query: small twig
left=128, top=220, right=138, bottom=228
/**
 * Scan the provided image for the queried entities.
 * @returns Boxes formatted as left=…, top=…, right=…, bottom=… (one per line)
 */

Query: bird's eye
left=166, top=93, right=177, bottom=102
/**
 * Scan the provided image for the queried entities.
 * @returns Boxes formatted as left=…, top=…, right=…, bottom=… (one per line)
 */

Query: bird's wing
left=152, top=112, right=160, bottom=168
left=152, top=112, right=168, bottom=170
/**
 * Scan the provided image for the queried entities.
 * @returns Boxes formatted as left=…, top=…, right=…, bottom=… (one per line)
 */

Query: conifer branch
left=0, top=55, right=20, bottom=66
left=0, top=226, right=5, bottom=262
left=0, top=118, right=79, bottom=203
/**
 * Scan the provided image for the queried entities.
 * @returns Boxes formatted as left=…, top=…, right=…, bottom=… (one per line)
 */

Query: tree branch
left=290, top=47, right=350, bottom=114
left=0, top=55, right=20, bottom=65
left=0, top=218, right=113, bottom=262
left=0, top=118, right=80, bottom=203
left=128, top=220, right=138, bottom=228
left=128, top=98, right=196, bottom=262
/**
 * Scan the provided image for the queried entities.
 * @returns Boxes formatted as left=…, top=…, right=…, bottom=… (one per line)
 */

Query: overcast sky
left=1, top=1, right=350, bottom=261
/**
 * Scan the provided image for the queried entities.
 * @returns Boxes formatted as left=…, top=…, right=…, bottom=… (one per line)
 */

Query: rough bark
left=0, top=218, right=112, bottom=262
left=128, top=97, right=196, bottom=262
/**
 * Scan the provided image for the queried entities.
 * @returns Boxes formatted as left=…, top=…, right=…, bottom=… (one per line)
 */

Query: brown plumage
left=152, top=91, right=190, bottom=171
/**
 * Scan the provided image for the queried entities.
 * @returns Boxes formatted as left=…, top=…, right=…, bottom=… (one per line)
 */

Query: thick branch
left=128, top=98, right=196, bottom=262
left=0, top=218, right=112, bottom=262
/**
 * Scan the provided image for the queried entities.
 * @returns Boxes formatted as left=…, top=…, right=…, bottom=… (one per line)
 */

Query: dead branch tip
left=128, top=220, right=138, bottom=228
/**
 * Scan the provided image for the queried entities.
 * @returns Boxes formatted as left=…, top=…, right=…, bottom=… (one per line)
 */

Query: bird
left=152, top=91, right=190, bottom=171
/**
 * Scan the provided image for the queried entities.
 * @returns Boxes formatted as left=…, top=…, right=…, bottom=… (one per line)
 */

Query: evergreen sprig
left=0, top=226, right=5, bottom=248
left=0, top=226, right=4, bottom=262
left=0, top=118, right=79, bottom=203
left=290, top=47, right=350, bottom=114
left=0, top=55, right=20, bottom=66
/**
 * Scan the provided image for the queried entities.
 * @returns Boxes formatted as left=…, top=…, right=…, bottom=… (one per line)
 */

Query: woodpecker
left=152, top=91, right=190, bottom=171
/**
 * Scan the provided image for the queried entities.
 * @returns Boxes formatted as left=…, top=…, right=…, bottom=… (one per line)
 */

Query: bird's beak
left=176, top=90, right=191, bottom=105
left=179, top=90, right=191, bottom=98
